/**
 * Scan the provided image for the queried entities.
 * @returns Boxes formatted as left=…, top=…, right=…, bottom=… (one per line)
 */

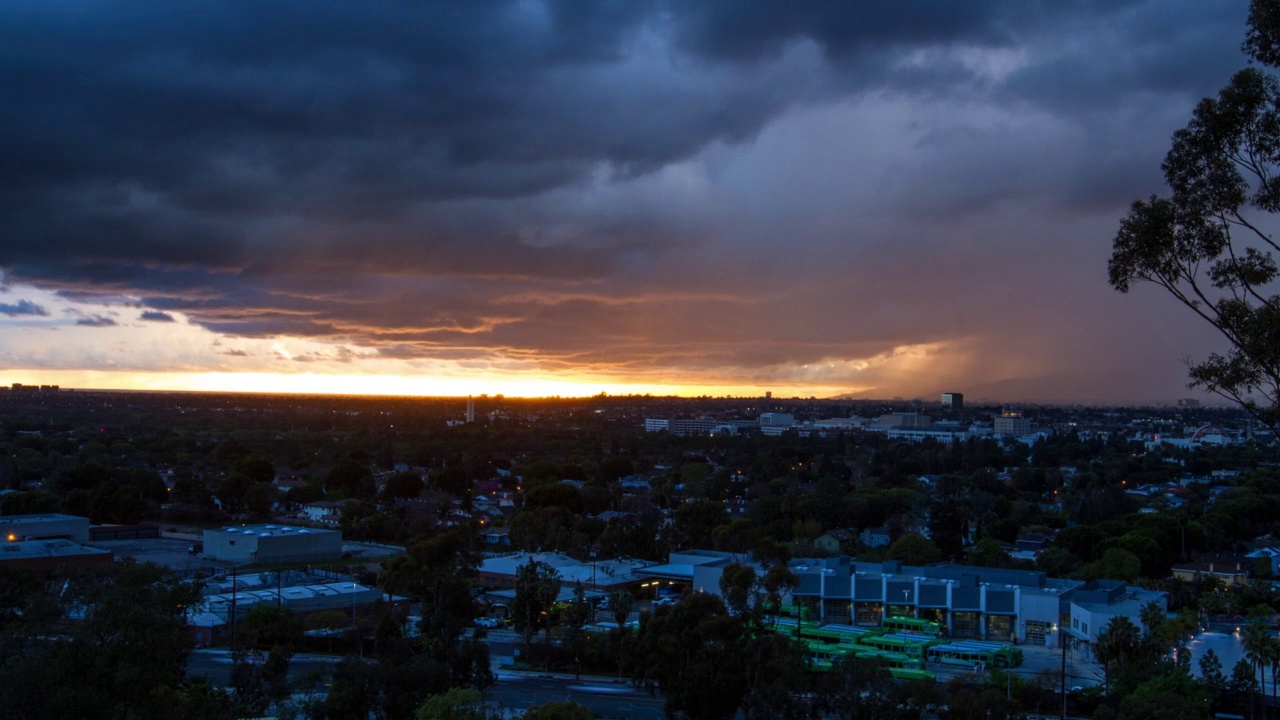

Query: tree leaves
left=1110, top=3, right=1280, bottom=432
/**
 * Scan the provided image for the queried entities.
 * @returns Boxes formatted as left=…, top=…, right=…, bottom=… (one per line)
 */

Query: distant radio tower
left=465, top=397, right=475, bottom=423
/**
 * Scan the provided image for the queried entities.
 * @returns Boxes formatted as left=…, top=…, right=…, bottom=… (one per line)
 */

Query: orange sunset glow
left=0, top=1, right=1249, bottom=404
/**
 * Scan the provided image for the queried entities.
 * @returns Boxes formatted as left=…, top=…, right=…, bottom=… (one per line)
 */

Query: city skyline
left=0, top=1, right=1256, bottom=402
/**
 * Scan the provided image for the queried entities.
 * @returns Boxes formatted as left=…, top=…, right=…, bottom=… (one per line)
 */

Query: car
left=475, top=617, right=501, bottom=629
left=653, top=596, right=677, bottom=607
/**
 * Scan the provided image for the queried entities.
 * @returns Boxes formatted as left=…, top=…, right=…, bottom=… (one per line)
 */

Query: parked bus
left=803, top=640, right=858, bottom=670
left=857, top=633, right=936, bottom=658
left=882, top=615, right=942, bottom=636
left=763, top=602, right=813, bottom=621
left=924, top=641, right=1023, bottom=668
left=889, top=667, right=937, bottom=681
left=804, top=643, right=935, bottom=680
left=882, top=632, right=946, bottom=647
left=800, top=624, right=880, bottom=645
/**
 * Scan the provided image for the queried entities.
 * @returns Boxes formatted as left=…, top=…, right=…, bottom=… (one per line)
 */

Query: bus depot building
left=669, top=550, right=1165, bottom=649
left=202, top=525, right=342, bottom=565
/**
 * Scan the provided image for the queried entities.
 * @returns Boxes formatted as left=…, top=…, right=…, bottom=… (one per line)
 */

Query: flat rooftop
left=0, top=513, right=86, bottom=524
left=0, top=539, right=110, bottom=560
left=210, top=524, right=339, bottom=538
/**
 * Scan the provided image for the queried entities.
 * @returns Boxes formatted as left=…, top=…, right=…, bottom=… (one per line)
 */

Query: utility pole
left=1060, top=629, right=1068, bottom=720
left=230, top=565, right=238, bottom=651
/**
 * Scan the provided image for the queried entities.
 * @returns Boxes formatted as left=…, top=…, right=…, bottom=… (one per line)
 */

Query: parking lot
left=90, top=536, right=210, bottom=572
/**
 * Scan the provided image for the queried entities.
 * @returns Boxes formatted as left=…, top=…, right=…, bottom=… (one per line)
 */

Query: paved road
left=91, top=537, right=209, bottom=572
left=192, top=630, right=1092, bottom=718
left=922, top=643, right=1104, bottom=689
left=488, top=674, right=664, bottom=719
left=188, top=648, right=666, bottom=719
left=188, top=648, right=345, bottom=685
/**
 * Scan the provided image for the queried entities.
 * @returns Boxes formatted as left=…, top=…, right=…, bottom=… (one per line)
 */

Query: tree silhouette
left=1095, top=616, right=1142, bottom=694
left=512, top=559, right=560, bottom=668
left=1109, top=0, right=1280, bottom=432
left=1243, top=621, right=1273, bottom=717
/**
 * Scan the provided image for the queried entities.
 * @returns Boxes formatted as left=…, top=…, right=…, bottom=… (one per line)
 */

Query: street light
left=1054, top=624, right=1067, bottom=720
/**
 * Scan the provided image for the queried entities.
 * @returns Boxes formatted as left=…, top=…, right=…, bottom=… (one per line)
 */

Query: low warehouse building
left=0, top=513, right=90, bottom=543
left=202, top=524, right=341, bottom=565
left=188, top=580, right=409, bottom=647
left=0, top=539, right=113, bottom=575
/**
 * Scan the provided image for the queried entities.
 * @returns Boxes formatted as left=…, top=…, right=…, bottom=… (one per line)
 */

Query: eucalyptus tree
left=1110, top=0, right=1280, bottom=432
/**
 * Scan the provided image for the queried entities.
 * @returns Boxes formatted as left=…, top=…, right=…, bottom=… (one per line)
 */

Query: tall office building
left=993, top=408, right=1031, bottom=436
left=940, top=392, right=964, bottom=409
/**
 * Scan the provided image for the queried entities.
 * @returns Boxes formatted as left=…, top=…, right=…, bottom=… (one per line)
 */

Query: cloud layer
left=0, top=1, right=1255, bottom=400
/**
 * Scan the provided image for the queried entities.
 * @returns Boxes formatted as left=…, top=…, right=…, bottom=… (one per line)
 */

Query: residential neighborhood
left=1, top=387, right=1279, bottom=718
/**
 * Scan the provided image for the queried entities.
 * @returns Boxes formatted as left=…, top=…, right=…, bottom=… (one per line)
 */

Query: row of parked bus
left=764, top=610, right=1024, bottom=679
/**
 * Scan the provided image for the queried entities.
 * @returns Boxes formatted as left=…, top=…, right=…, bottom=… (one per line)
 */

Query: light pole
left=590, top=547, right=597, bottom=590
left=1059, top=626, right=1068, bottom=720
left=229, top=564, right=238, bottom=651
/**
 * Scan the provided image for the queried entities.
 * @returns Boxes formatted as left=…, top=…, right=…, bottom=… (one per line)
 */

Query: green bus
left=804, top=643, right=935, bottom=681
left=882, top=615, right=942, bottom=636
left=803, top=639, right=858, bottom=670
left=763, top=602, right=813, bottom=621
left=856, top=634, right=936, bottom=658
left=924, top=641, right=1023, bottom=668
left=800, top=624, right=880, bottom=645
left=889, top=667, right=936, bottom=681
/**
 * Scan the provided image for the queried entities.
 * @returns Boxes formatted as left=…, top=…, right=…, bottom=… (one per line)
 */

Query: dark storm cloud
left=999, top=1, right=1248, bottom=113
left=0, top=299, right=47, bottom=317
left=139, top=310, right=175, bottom=322
left=74, top=314, right=117, bottom=328
left=671, top=1, right=1107, bottom=60
left=0, top=0, right=1256, bottom=393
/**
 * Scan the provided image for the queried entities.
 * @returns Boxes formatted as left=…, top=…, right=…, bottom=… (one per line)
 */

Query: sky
left=0, top=1, right=1259, bottom=402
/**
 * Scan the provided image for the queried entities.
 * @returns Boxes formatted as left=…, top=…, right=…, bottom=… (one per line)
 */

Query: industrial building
left=0, top=539, right=112, bottom=575
left=202, top=524, right=342, bottom=565
left=187, top=573, right=409, bottom=646
left=645, top=550, right=1165, bottom=650
left=0, top=513, right=90, bottom=543
left=477, top=551, right=647, bottom=593
left=643, top=417, right=757, bottom=436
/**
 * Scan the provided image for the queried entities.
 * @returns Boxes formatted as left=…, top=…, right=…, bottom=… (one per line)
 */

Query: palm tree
left=1095, top=616, right=1142, bottom=695
left=609, top=590, right=634, bottom=628
left=1166, top=576, right=1194, bottom=611
left=1139, top=600, right=1168, bottom=652
left=1267, top=635, right=1280, bottom=717
left=1140, top=601, right=1166, bottom=637
left=609, top=590, right=634, bottom=678
left=1242, top=621, right=1272, bottom=718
